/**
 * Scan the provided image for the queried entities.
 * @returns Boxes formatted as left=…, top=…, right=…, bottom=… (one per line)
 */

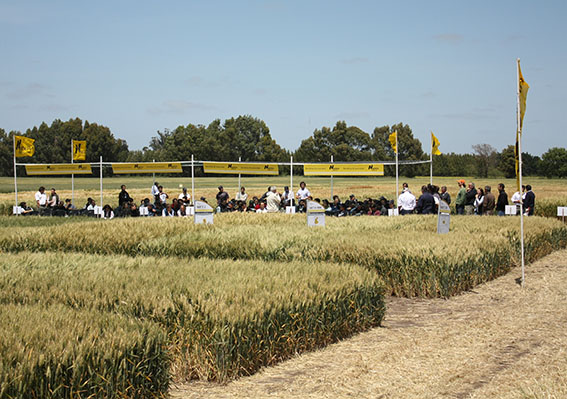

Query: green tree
left=294, top=121, right=372, bottom=162
left=540, top=147, right=567, bottom=177
left=472, top=144, right=497, bottom=178
left=370, top=123, right=425, bottom=177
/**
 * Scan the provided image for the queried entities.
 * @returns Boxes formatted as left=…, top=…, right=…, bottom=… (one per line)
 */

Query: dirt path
left=171, top=250, right=567, bottom=399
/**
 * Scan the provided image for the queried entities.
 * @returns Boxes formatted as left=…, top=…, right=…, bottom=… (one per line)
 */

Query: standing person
left=296, top=181, right=311, bottom=201
left=415, top=185, right=435, bottom=215
left=35, top=186, right=47, bottom=214
left=216, top=186, right=229, bottom=206
left=118, top=185, right=132, bottom=207
left=483, top=186, right=496, bottom=215
left=523, top=184, right=536, bottom=216
left=178, top=187, right=191, bottom=206
left=511, top=185, right=525, bottom=214
left=48, top=188, right=60, bottom=208
left=496, top=183, right=508, bottom=216
left=464, top=182, right=477, bottom=215
left=397, top=187, right=416, bottom=215
left=474, top=187, right=485, bottom=215
left=151, top=182, right=160, bottom=204
left=235, top=186, right=248, bottom=203
left=266, top=186, right=281, bottom=213
left=440, top=186, right=451, bottom=205
left=455, top=180, right=466, bottom=215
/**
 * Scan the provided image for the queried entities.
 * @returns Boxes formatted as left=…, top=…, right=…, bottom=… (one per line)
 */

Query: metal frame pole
left=13, top=136, right=17, bottom=208
left=191, top=154, right=195, bottom=205
left=330, top=155, right=334, bottom=198
left=100, top=155, right=103, bottom=211
left=238, top=156, right=241, bottom=194
left=71, top=139, right=74, bottom=205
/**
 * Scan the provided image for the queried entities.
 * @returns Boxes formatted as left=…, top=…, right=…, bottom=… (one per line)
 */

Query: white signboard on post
left=194, top=200, right=214, bottom=224
left=557, top=206, right=567, bottom=217
left=505, top=205, right=517, bottom=216
left=306, top=200, right=325, bottom=227
left=388, top=208, right=399, bottom=217
left=437, top=200, right=450, bottom=234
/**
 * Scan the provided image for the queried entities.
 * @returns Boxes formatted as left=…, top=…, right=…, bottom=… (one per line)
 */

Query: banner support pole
left=430, top=141, right=433, bottom=186
left=330, top=155, right=334, bottom=198
left=238, top=156, right=241, bottom=193
left=290, top=155, right=293, bottom=202
left=71, top=139, right=75, bottom=205
left=517, top=58, right=525, bottom=287
left=99, top=155, right=103, bottom=210
left=191, top=154, right=195, bottom=206
left=13, top=135, right=18, bottom=208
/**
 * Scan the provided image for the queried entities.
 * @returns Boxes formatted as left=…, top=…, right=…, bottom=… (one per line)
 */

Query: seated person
left=256, top=202, right=267, bottom=213
left=177, top=204, right=187, bottom=217
left=178, top=187, right=191, bottom=206
left=102, top=204, right=114, bottom=219
left=18, top=201, right=36, bottom=216
left=162, top=203, right=175, bottom=217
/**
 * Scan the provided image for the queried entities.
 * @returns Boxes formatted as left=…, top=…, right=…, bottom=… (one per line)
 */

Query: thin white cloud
left=432, top=34, right=464, bottom=44
left=4, top=82, right=54, bottom=100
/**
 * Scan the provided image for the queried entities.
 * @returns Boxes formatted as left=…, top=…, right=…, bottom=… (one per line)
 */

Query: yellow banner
left=25, top=164, right=92, bottom=175
left=518, top=61, right=529, bottom=130
left=15, top=136, right=35, bottom=157
left=304, top=163, right=384, bottom=176
left=112, top=162, right=182, bottom=174
left=203, top=162, right=279, bottom=175
left=73, top=140, right=86, bottom=161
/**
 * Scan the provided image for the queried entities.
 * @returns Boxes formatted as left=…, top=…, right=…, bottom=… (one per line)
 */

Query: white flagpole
left=395, top=133, right=399, bottom=207
left=238, top=156, right=241, bottom=194
left=330, top=155, right=334, bottom=198
left=191, top=154, right=195, bottom=205
left=13, top=135, right=18, bottom=207
left=430, top=135, right=433, bottom=186
left=99, top=155, right=103, bottom=211
left=71, top=139, right=74, bottom=205
left=517, top=58, right=525, bottom=287
left=290, top=155, right=293, bottom=198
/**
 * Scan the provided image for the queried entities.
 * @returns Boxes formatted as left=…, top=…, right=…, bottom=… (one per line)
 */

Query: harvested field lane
left=171, top=250, right=567, bottom=399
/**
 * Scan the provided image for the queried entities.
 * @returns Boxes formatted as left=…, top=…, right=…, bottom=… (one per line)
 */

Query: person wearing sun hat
left=455, top=179, right=466, bottom=215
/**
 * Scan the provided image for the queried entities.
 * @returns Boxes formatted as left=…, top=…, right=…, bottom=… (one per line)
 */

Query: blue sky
left=1, top=0, right=565, bottom=156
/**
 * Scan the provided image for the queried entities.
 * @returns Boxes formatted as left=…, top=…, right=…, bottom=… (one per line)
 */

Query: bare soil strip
left=171, top=250, right=567, bottom=399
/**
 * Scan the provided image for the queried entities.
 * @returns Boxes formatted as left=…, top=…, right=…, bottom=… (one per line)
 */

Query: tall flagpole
left=395, top=132, right=399, bottom=207
left=517, top=58, right=525, bottom=287
left=430, top=134, right=433, bottom=186
left=13, top=135, right=18, bottom=208
left=290, top=155, right=293, bottom=198
left=99, top=155, right=103, bottom=211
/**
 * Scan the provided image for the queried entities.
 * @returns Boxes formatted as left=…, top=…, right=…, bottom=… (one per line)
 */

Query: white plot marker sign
left=306, top=200, right=325, bottom=227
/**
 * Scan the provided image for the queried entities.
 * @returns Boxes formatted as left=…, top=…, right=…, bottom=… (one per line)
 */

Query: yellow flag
left=431, top=132, right=441, bottom=155
left=388, top=131, right=397, bottom=154
left=72, top=140, right=86, bottom=161
left=518, top=61, right=529, bottom=130
left=14, top=136, right=35, bottom=157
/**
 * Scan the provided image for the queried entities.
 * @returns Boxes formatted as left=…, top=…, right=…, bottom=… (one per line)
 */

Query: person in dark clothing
left=216, top=186, right=229, bottom=206
left=464, top=183, right=477, bottom=215
left=118, top=185, right=132, bottom=207
left=496, top=183, right=508, bottom=216
left=523, top=184, right=535, bottom=216
left=440, top=186, right=451, bottom=205
left=483, top=186, right=496, bottom=215
left=416, top=185, right=435, bottom=215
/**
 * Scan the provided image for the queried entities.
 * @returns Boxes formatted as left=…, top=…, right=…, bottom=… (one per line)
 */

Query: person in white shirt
left=397, top=187, right=416, bottom=215
left=162, top=204, right=175, bottom=217
left=235, top=186, right=248, bottom=202
left=102, top=204, right=114, bottom=219
left=178, top=187, right=191, bottom=205
left=266, top=186, right=281, bottom=213
left=158, top=186, right=168, bottom=206
left=256, top=202, right=267, bottom=213
left=35, top=186, right=47, bottom=209
left=282, top=186, right=294, bottom=207
left=511, top=185, right=525, bottom=213
left=296, top=181, right=310, bottom=201
left=151, top=182, right=160, bottom=204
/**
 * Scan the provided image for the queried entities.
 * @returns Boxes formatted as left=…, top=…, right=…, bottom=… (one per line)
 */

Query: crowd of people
left=18, top=179, right=536, bottom=219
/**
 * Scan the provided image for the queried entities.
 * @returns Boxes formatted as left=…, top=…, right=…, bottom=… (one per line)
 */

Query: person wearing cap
left=455, top=180, right=466, bottom=215
left=216, top=186, right=229, bottom=206
left=397, top=186, right=416, bottom=215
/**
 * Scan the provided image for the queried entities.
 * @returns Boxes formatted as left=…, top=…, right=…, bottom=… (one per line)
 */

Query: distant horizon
left=2, top=1, right=565, bottom=157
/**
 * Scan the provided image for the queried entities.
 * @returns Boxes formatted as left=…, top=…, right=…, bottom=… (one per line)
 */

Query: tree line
left=1, top=116, right=566, bottom=178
